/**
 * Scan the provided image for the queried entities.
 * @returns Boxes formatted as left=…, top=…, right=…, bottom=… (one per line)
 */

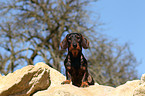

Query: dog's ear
left=60, top=37, right=68, bottom=49
left=81, top=36, right=89, bottom=49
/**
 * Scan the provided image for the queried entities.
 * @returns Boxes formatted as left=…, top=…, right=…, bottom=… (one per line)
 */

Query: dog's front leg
left=61, top=64, right=72, bottom=84
left=61, top=71, right=71, bottom=84
left=81, top=72, right=89, bottom=87
left=80, top=66, right=89, bottom=87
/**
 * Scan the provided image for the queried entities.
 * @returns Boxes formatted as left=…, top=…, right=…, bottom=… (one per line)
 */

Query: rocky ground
left=0, top=62, right=144, bottom=96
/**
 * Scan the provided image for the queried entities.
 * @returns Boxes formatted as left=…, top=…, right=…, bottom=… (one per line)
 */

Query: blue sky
left=93, top=0, right=145, bottom=78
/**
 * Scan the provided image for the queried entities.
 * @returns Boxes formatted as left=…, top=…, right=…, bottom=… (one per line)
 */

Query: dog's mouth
left=69, top=43, right=81, bottom=57
left=70, top=49, right=80, bottom=57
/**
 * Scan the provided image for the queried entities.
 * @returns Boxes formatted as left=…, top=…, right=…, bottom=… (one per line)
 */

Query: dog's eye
left=76, top=36, right=81, bottom=41
left=76, top=36, right=80, bottom=39
left=77, top=37, right=80, bottom=39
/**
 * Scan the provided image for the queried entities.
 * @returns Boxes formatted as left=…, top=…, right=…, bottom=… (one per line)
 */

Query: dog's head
left=60, top=33, right=89, bottom=57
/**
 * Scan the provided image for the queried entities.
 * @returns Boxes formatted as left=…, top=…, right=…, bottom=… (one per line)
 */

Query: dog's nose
left=73, top=44, right=77, bottom=48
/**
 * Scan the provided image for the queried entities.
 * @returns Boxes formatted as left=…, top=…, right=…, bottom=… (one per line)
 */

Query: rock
left=33, top=80, right=140, bottom=96
left=0, top=74, right=2, bottom=79
left=33, top=84, right=114, bottom=96
left=0, top=62, right=144, bottom=96
left=109, top=80, right=140, bottom=96
left=0, top=63, right=50, bottom=96
left=133, top=74, right=145, bottom=96
left=35, top=62, right=66, bottom=88
left=0, top=74, right=3, bottom=80
left=140, top=74, right=145, bottom=84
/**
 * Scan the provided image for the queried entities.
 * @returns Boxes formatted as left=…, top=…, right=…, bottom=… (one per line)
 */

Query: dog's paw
left=61, top=80, right=71, bottom=85
left=81, top=82, right=89, bottom=87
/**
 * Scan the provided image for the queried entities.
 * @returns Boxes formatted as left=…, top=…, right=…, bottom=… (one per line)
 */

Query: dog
left=60, top=33, right=94, bottom=87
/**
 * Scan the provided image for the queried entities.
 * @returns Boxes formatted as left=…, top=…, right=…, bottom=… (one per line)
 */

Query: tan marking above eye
left=75, top=35, right=80, bottom=39
left=68, top=36, right=72, bottom=41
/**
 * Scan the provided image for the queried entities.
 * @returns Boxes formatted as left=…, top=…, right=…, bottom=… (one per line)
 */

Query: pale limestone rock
left=0, top=63, right=50, bottom=96
left=0, top=62, right=144, bottom=96
left=0, top=74, right=3, bottom=79
left=108, top=80, right=140, bottom=96
left=35, top=62, right=65, bottom=88
left=33, top=80, right=141, bottom=96
left=133, top=74, right=145, bottom=96
left=33, top=84, right=114, bottom=96
left=140, top=74, right=145, bottom=84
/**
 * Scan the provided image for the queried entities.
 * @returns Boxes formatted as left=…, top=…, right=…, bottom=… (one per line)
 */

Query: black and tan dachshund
left=60, top=33, right=94, bottom=87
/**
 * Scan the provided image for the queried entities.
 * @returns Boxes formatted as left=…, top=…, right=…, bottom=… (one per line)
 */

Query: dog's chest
left=70, top=61, right=84, bottom=75
left=71, top=60, right=81, bottom=68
